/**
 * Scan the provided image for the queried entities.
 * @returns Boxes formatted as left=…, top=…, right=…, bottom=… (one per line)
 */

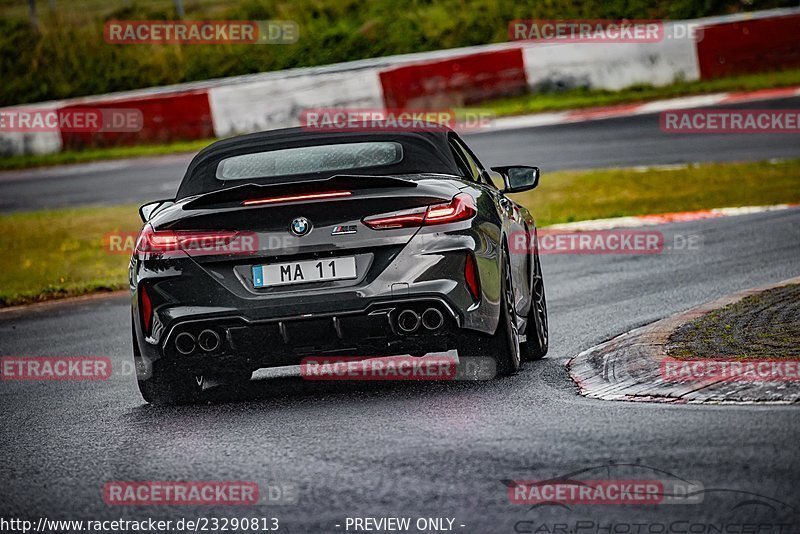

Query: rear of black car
left=130, top=128, right=505, bottom=403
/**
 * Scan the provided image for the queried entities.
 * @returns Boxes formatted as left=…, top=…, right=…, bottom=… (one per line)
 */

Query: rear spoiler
left=183, top=174, right=417, bottom=210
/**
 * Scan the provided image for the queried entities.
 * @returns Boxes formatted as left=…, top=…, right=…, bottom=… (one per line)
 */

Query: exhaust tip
left=396, top=309, right=421, bottom=334
left=421, top=308, right=444, bottom=331
left=198, top=329, right=221, bottom=352
left=175, top=332, right=196, bottom=355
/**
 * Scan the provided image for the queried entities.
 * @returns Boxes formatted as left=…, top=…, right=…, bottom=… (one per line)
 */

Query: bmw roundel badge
left=290, top=217, right=312, bottom=236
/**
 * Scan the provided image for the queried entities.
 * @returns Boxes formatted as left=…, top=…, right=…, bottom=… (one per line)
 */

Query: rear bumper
left=135, top=296, right=462, bottom=374
left=130, top=217, right=506, bottom=375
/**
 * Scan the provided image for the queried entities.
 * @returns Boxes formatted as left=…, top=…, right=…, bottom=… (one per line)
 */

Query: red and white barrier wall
left=695, top=12, right=800, bottom=78
left=520, top=24, right=700, bottom=92
left=379, top=48, right=528, bottom=109
left=208, top=68, right=384, bottom=138
left=60, top=90, right=213, bottom=151
left=1, top=8, right=799, bottom=156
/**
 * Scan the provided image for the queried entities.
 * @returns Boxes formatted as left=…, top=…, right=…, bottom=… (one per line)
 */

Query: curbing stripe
left=566, top=276, right=800, bottom=404
left=545, top=204, right=799, bottom=231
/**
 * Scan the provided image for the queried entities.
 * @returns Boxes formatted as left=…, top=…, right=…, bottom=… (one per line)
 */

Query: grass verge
left=510, top=159, right=800, bottom=225
left=667, top=284, right=800, bottom=360
left=1, top=159, right=799, bottom=307
left=0, top=204, right=141, bottom=307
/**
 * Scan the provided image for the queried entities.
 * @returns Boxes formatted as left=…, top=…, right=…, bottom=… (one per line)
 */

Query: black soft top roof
left=176, top=126, right=462, bottom=199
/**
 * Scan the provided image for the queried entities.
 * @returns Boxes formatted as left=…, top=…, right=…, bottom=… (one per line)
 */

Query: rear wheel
left=137, top=360, right=205, bottom=405
left=133, top=325, right=204, bottom=405
left=493, top=252, right=522, bottom=375
left=455, top=249, right=521, bottom=376
left=521, top=249, right=548, bottom=361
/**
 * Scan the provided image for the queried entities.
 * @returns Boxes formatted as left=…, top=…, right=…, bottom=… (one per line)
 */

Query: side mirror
left=138, top=199, right=173, bottom=222
left=492, top=166, right=540, bottom=194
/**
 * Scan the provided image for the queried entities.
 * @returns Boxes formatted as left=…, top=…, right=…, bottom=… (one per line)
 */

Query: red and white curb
left=545, top=203, right=799, bottom=231
left=566, top=276, right=800, bottom=404
left=478, top=86, right=800, bottom=133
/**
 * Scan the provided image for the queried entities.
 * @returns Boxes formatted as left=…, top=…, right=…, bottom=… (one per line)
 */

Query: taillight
left=363, top=193, right=476, bottom=230
left=140, top=285, right=153, bottom=336
left=465, top=253, right=481, bottom=301
left=136, top=224, right=173, bottom=253
left=361, top=206, right=427, bottom=230
left=425, top=193, right=477, bottom=224
left=135, top=224, right=242, bottom=256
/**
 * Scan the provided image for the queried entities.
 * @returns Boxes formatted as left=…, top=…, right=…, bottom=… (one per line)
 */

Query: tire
left=137, top=360, right=205, bottom=405
left=455, top=247, right=521, bottom=377
left=132, top=324, right=204, bottom=405
left=521, top=248, right=549, bottom=361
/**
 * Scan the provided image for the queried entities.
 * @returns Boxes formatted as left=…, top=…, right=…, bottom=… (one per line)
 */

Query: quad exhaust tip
left=175, top=332, right=196, bottom=355
left=396, top=308, right=444, bottom=334
left=397, top=310, right=421, bottom=334
left=421, top=308, right=444, bottom=331
left=198, top=329, right=221, bottom=353
left=175, top=330, right=221, bottom=355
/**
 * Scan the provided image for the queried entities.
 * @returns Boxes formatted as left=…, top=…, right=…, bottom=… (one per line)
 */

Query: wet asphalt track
left=1, top=208, right=799, bottom=532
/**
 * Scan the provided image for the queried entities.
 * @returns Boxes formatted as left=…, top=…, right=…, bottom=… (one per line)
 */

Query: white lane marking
left=545, top=204, right=798, bottom=231
left=631, top=163, right=690, bottom=172
left=635, top=94, right=729, bottom=114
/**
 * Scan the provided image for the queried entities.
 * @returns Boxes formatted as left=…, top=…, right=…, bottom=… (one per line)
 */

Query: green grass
left=0, top=138, right=215, bottom=171
left=511, top=159, right=800, bottom=227
left=1, top=0, right=796, bottom=106
left=2, top=158, right=799, bottom=307
left=0, top=204, right=141, bottom=306
left=667, top=284, right=800, bottom=359
left=473, top=69, right=800, bottom=118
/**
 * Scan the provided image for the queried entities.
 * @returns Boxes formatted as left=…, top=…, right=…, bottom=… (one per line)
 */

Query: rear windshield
left=216, top=141, right=403, bottom=181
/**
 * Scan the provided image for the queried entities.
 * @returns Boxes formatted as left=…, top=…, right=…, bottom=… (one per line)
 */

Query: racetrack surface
left=1, top=96, right=799, bottom=213
left=2, top=208, right=799, bottom=531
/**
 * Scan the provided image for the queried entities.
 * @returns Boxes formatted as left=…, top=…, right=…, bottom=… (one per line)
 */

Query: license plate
left=252, top=257, right=357, bottom=288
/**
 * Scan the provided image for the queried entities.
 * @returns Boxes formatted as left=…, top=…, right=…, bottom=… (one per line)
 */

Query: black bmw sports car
left=130, top=125, right=548, bottom=404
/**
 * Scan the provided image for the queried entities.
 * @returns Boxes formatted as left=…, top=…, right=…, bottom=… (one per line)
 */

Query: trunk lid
left=150, top=173, right=464, bottom=298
